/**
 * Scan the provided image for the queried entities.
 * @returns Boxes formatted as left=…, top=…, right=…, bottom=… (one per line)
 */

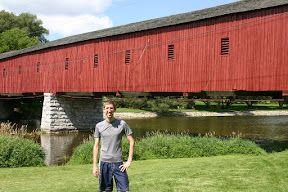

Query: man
left=93, top=100, right=135, bottom=192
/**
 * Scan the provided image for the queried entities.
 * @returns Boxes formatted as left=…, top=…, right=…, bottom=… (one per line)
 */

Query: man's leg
left=114, top=162, right=129, bottom=192
left=99, top=162, right=114, bottom=192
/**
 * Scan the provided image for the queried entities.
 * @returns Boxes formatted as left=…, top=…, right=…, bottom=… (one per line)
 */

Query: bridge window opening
left=37, top=62, right=40, bottom=72
left=94, top=54, right=99, bottom=68
left=168, top=44, right=174, bottom=61
left=125, top=50, right=131, bottom=64
left=221, top=37, right=229, bottom=55
left=19, top=66, right=22, bottom=74
left=65, top=58, right=69, bottom=70
left=3, top=68, right=6, bottom=78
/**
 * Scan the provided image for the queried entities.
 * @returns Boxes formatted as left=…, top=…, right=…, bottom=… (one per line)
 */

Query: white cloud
left=0, top=0, right=113, bottom=15
left=39, top=14, right=113, bottom=38
left=0, top=0, right=114, bottom=40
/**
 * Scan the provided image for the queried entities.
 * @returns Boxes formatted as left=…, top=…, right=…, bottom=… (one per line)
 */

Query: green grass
left=1, top=150, right=288, bottom=192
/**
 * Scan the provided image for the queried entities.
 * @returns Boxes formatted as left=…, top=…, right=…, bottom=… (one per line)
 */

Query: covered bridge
left=0, top=0, right=287, bottom=132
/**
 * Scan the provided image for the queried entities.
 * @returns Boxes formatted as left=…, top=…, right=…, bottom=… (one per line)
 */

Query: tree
left=0, top=10, right=49, bottom=53
left=0, top=28, right=40, bottom=53
left=15, top=12, right=49, bottom=43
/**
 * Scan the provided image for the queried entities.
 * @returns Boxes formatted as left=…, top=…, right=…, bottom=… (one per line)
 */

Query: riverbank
left=115, top=110, right=288, bottom=119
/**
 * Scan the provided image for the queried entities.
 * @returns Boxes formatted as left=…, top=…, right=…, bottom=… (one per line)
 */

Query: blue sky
left=0, top=0, right=239, bottom=41
left=108, top=0, right=239, bottom=26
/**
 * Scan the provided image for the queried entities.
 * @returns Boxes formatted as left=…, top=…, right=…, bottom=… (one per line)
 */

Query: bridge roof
left=0, top=0, right=287, bottom=60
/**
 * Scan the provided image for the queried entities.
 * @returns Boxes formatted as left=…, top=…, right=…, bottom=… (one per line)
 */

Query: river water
left=129, top=116, right=288, bottom=140
left=39, top=115, right=288, bottom=165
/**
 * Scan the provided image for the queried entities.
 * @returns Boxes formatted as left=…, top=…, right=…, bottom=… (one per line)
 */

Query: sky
left=0, top=0, right=239, bottom=41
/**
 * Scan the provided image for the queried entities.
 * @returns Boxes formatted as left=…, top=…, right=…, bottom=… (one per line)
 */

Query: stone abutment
left=40, top=93, right=103, bottom=133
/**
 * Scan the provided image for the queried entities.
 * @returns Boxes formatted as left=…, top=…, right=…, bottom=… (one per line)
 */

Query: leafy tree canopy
left=0, top=10, right=49, bottom=53
left=0, top=28, right=40, bottom=53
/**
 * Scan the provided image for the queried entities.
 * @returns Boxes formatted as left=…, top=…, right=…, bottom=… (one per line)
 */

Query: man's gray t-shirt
left=94, top=119, right=132, bottom=163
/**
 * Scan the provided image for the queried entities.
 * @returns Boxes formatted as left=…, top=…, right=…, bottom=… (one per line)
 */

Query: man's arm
left=93, top=137, right=100, bottom=178
left=120, top=135, right=135, bottom=172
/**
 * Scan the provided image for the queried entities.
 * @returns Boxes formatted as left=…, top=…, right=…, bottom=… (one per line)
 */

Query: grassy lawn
left=116, top=101, right=287, bottom=113
left=1, top=150, right=287, bottom=192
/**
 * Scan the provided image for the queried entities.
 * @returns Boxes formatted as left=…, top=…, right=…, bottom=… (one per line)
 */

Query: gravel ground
left=114, top=111, right=288, bottom=119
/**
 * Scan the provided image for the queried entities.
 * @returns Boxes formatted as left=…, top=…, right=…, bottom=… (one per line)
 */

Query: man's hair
left=103, top=100, right=117, bottom=109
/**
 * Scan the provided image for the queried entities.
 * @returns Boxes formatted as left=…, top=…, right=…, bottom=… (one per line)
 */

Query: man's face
left=103, top=104, right=116, bottom=118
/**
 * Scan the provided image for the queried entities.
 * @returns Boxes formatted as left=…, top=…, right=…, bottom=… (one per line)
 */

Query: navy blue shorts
left=99, top=161, right=129, bottom=192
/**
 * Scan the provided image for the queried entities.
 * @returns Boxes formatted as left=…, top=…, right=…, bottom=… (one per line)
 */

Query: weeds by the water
left=0, top=122, right=40, bottom=142
left=143, top=130, right=242, bottom=140
left=124, top=131, right=265, bottom=161
left=68, top=130, right=266, bottom=165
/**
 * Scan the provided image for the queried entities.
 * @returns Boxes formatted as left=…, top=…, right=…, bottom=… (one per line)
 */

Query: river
left=37, top=115, right=288, bottom=165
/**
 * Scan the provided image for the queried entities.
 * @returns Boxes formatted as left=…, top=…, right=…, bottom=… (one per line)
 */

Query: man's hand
left=93, top=166, right=99, bottom=178
left=119, top=135, right=134, bottom=172
left=119, top=161, right=131, bottom=172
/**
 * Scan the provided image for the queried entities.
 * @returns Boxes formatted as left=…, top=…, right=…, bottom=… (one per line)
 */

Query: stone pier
left=40, top=93, right=103, bottom=133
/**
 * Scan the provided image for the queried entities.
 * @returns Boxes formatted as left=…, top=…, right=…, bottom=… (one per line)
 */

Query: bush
left=0, top=135, right=45, bottom=167
left=113, top=97, right=190, bottom=112
left=68, top=132, right=266, bottom=165
left=114, top=99, right=147, bottom=109
left=68, top=139, right=95, bottom=165
left=148, top=100, right=170, bottom=113
left=147, top=98, right=190, bottom=113
left=126, top=132, right=266, bottom=161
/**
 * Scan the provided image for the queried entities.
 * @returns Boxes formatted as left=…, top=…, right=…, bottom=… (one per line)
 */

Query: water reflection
left=41, top=133, right=89, bottom=165
left=125, top=116, right=288, bottom=140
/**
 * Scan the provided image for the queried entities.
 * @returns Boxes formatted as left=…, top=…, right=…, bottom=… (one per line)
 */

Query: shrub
left=114, top=99, right=147, bottom=109
left=148, top=100, right=170, bottom=113
left=147, top=98, right=190, bottom=113
left=69, top=132, right=266, bottom=165
left=67, top=138, right=95, bottom=165
left=129, top=132, right=266, bottom=161
left=0, top=135, right=45, bottom=168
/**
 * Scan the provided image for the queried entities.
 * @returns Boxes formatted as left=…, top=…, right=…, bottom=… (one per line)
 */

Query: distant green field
left=116, top=101, right=287, bottom=113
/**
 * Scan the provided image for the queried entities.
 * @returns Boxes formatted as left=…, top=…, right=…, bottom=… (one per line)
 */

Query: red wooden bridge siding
left=0, top=5, right=287, bottom=94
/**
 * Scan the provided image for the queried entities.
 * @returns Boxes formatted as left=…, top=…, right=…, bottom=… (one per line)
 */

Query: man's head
left=103, top=100, right=117, bottom=121
left=103, top=100, right=117, bottom=109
